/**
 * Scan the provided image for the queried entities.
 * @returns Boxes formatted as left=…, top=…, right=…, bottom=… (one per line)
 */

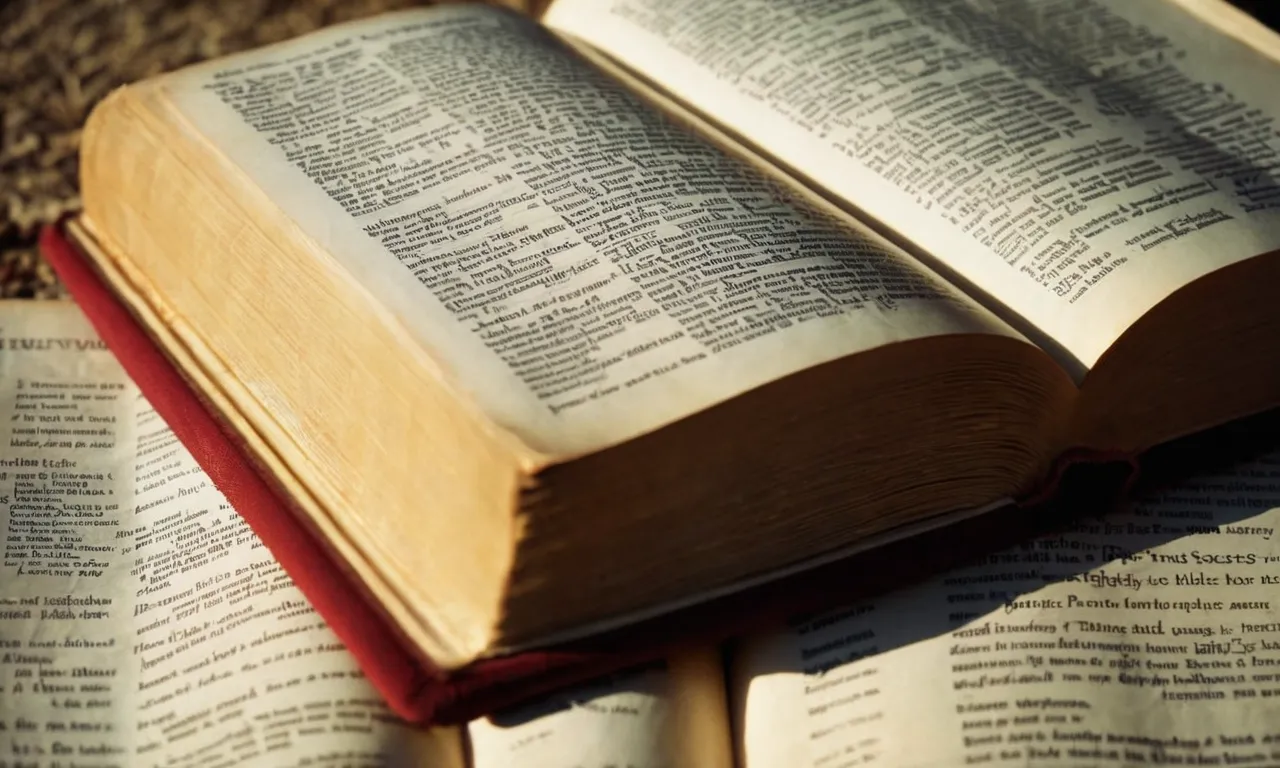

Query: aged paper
left=0, top=302, right=459, bottom=767
left=733, top=448, right=1280, bottom=766
left=163, top=4, right=1018, bottom=456
left=469, top=649, right=732, bottom=768
left=549, top=0, right=1280, bottom=375
left=0, top=302, right=134, bottom=766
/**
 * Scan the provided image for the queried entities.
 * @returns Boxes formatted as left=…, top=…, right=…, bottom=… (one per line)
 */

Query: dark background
left=1236, top=1, right=1280, bottom=29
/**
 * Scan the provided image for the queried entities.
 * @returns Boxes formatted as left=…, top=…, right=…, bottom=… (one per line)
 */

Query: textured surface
left=1, top=0, right=1277, bottom=297
left=0, top=0, right=421, bottom=297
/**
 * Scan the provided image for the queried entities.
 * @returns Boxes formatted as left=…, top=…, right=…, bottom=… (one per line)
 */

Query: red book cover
left=40, top=222, right=1138, bottom=724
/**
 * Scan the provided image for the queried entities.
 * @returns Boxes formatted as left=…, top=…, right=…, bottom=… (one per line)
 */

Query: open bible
left=66, top=0, right=1280, bottom=678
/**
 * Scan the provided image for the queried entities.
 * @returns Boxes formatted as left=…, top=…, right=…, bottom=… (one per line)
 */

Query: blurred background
left=3, top=0, right=1278, bottom=299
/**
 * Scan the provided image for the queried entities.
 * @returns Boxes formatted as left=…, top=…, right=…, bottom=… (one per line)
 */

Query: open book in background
left=0, top=301, right=462, bottom=766
left=472, top=417, right=1280, bottom=767
left=6, top=299, right=1280, bottom=767
left=66, top=0, right=1280, bottom=676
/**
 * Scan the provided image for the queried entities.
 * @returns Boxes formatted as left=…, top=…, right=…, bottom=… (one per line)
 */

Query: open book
left=471, top=427, right=1280, bottom=767
left=69, top=0, right=1280, bottom=671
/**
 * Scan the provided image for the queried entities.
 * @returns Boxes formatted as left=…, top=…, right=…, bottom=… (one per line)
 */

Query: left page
left=0, top=301, right=461, bottom=767
left=159, top=4, right=1020, bottom=457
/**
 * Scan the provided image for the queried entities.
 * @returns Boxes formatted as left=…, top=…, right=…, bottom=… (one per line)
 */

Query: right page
left=731, top=444, right=1280, bottom=767
left=546, top=0, right=1280, bottom=373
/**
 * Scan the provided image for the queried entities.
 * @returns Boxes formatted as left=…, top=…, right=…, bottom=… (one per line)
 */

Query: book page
left=732, top=446, right=1280, bottom=767
left=468, top=649, right=733, bottom=768
left=160, top=5, right=1019, bottom=456
left=0, top=301, right=460, bottom=767
left=547, top=0, right=1280, bottom=374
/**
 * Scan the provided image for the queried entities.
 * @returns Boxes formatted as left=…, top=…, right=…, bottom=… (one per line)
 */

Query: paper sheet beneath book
left=735, top=451, right=1280, bottom=766
left=468, top=650, right=732, bottom=768
left=0, top=302, right=457, bottom=767
left=161, top=5, right=1018, bottom=456
left=548, top=0, right=1280, bottom=375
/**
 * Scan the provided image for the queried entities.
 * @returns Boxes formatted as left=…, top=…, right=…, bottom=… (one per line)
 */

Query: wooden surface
left=1, top=0, right=1277, bottom=298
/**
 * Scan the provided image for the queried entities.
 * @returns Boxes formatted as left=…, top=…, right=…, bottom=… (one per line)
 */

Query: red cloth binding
left=41, top=222, right=1140, bottom=724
